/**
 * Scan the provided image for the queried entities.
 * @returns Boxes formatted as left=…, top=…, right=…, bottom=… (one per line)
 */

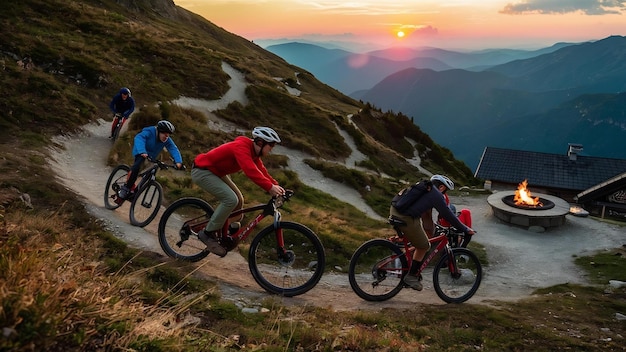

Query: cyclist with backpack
left=117, top=120, right=183, bottom=199
left=390, top=174, right=475, bottom=291
left=435, top=174, right=474, bottom=248
left=190, top=126, right=285, bottom=257
left=108, top=87, right=135, bottom=139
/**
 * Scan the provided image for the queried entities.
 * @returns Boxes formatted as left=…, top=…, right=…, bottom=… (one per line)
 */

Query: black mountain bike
left=104, top=157, right=184, bottom=227
left=157, top=190, right=325, bottom=297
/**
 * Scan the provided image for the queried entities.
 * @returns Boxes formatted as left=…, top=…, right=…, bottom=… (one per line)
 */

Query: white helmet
left=430, top=174, right=454, bottom=191
left=252, top=126, right=281, bottom=143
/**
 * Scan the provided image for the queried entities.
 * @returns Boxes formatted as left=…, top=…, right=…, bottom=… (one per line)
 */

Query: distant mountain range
left=267, top=36, right=626, bottom=170
left=266, top=41, right=572, bottom=95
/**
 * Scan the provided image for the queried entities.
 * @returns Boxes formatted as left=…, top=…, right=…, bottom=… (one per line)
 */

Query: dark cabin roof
left=474, top=146, right=626, bottom=192
left=576, top=172, right=626, bottom=202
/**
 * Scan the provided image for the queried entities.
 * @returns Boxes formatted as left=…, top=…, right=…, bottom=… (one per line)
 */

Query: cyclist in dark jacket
left=390, top=174, right=475, bottom=291
left=117, top=120, right=183, bottom=199
left=108, top=87, right=135, bottom=138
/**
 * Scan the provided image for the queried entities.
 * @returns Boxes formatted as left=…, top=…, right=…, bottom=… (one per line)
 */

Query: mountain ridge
left=354, top=35, right=626, bottom=169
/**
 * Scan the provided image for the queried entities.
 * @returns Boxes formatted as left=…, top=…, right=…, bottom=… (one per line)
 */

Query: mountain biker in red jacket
left=191, top=126, right=285, bottom=257
left=390, top=174, right=475, bottom=291
left=108, top=87, right=135, bottom=138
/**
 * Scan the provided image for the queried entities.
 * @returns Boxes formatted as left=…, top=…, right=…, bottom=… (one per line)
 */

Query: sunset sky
left=175, top=0, right=626, bottom=51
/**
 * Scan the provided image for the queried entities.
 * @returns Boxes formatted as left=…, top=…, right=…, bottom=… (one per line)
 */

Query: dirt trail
left=48, top=63, right=626, bottom=311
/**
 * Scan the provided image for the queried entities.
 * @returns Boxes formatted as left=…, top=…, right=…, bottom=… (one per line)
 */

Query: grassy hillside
left=3, top=1, right=625, bottom=351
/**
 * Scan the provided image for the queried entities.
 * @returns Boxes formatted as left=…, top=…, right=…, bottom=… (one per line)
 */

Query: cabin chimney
left=567, top=143, right=583, bottom=161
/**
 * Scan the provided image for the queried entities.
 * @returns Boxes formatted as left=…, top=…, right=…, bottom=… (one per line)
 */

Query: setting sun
left=396, top=31, right=405, bottom=38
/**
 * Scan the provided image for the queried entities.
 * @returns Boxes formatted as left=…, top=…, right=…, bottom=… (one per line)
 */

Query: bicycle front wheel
left=129, top=180, right=163, bottom=227
left=248, top=222, right=325, bottom=297
left=348, top=239, right=407, bottom=301
left=433, top=247, right=482, bottom=303
left=104, top=165, right=130, bottom=210
left=111, top=122, right=121, bottom=142
left=158, top=197, right=213, bottom=262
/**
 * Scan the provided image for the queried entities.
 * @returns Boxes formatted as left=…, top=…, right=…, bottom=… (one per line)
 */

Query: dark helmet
left=119, top=87, right=131, bottom=96
left=157, top=120, right=175, bottom=134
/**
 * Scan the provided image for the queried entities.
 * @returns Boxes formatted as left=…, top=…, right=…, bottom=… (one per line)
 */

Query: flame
left=514, top=179, right=542, bottom=206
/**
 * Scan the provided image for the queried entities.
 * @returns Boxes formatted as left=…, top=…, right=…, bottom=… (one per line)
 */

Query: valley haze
left=265, top=36, right=626, bottom=171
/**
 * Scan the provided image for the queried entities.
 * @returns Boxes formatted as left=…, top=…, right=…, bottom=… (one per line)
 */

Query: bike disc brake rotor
left=278, top=250, right=296, bottom=266
left=178, top=225, right=190, bottom=242
left=372, top=257, right=392, bottom=280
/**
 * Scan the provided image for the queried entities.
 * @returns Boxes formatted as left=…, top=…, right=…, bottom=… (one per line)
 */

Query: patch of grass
left=574, top=248, right=626, bottom=284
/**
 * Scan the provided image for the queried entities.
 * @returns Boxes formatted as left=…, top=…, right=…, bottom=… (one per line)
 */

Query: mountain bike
left=110, top=113, right=125, bottom=142
left=104, top=157, right=185, bottom=227
left=157, top=190, right=326, bottom=297
left=348, top=219, right=482, bottom=303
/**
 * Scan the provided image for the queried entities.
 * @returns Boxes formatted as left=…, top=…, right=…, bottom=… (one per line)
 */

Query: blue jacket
left=109, top=93, right=135, bottom=118
left=132, top=126, right=183, bottom=163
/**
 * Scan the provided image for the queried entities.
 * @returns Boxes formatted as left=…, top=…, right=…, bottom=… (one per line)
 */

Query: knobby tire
left=432, top=247, right=482, bottom=303
left=129, top=180, right=163, bottom=227
left=104, top=165, right=130, bottom=210
left=348, top=239, right=408, bottom=301
left=248, top=222, right=325, bottom=297
left=111, top=120, right=122, bottom=142
left=158, top=197, right=213, bottom=262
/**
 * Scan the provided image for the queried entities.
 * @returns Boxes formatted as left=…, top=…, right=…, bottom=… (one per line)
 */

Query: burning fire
left=514, top=179, right=543, bottom=207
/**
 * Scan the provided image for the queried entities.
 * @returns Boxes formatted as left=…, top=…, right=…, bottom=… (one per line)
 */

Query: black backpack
left=391, top=180, right=432, bottom=214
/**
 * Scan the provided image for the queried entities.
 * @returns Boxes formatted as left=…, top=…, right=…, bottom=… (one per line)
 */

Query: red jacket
left=193, top=136, right=278, bottom=191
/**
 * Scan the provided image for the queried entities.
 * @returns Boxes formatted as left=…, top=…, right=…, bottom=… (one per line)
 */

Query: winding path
left=48, top=62, right=626, bottom=311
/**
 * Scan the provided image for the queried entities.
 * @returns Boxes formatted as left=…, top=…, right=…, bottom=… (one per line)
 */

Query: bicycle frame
left=389, top=222, right=459, bottom=277
left=180, top=191, right=291, bottom=251
left=132, top=158, right=176, bottom=193
left=134, top=163, right=159, bottom=191
left=224, top=200, right=280, bottom=242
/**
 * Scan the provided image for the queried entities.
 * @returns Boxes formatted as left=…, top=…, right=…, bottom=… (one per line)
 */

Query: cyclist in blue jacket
left=109, top=87, right=135, bottom=138
left=117, top=120, right=183, bottom=199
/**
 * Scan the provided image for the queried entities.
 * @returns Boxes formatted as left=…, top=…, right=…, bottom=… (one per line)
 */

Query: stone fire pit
left=487, top=191, right=570, bottom=229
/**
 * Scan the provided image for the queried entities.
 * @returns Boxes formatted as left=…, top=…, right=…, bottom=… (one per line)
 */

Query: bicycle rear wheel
left=433, top=247, right=482, bottom=303
left=104, top=165, right=130, bottom=210
left=248, top=222, right=325, bottom=297
left=129, top=180, right=163, bottom=227
left=158, top=197, right=213, bottom=262
left=348, top=239, right=407, bottom=301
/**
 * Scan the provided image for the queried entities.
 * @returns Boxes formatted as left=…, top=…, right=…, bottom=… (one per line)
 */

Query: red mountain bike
left=157, top=190, right=325, bottom=297
left=348, top=219, right=482, bottom=303
left=110, top=113, right=125, bottom=142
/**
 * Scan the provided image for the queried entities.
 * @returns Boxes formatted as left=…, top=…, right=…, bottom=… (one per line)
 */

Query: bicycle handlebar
left=146, top=157, right=186, bottom=171
left=435, top=223, right=477, bottom=235
left=272, top=189, right=294, bottom=208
